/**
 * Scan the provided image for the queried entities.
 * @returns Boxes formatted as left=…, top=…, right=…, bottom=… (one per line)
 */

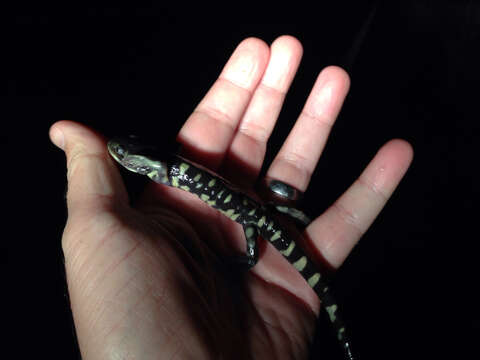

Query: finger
left=267, top=66, right=350, bottom=191
left=307, top=139, right=414, bottom=268
left=49, top=120, right=129, bottom=217
left=221, top=36, right=303, bottom=183
left=177, top=38, right=270, bottom=170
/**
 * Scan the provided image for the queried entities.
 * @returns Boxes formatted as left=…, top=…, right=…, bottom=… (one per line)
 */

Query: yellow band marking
left=293, top=256, right=307, bottom=271
left=172, top=177, right=179, bottom=187
left=326, top=304, right=338, bottom=323
left=267, top=221, right=274, bottom=230
left=280, top=241, right=295, bottom=257
left=147, top=170, right=158, bottom=180
left=179, top=163, right=189, bottom=175
left=270, top=230, right=282, bottom=241
left=257, top=216, right=266, bottom=227
left=307, top=273, right=321, bottom=288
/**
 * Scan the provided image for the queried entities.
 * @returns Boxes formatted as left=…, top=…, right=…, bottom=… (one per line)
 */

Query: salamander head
left=107, top=137, right=170, bottom=185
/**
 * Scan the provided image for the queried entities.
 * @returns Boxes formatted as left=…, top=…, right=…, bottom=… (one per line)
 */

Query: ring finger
left=266, top=66, right=350, bottom=192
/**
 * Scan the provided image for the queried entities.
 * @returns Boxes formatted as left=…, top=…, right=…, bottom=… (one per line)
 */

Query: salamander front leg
left=243, top=225, right=259, bottom=268
left=228, top=225, right=259, bottom=271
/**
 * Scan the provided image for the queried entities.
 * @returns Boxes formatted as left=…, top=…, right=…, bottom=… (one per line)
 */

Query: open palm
left=50, top=36, right=412, bottom=360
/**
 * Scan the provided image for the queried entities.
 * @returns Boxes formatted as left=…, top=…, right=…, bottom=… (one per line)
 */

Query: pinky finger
left=307, top=139, right=414, bottom=268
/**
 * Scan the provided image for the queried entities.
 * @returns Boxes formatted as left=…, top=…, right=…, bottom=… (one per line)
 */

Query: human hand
left=50, top=36, right=412, bottom=360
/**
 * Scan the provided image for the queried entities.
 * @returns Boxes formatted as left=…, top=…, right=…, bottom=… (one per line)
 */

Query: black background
left=3, top=2, right=479, bottom=359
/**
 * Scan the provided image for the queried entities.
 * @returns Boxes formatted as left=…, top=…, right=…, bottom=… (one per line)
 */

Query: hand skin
left=50, top=36, right=413, bottom=360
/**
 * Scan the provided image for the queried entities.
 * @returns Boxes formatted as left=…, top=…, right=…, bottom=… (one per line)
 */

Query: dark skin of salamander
left=108, top=137, right=355, bottom=360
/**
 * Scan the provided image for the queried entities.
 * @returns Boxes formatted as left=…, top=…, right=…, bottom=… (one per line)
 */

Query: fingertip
left=320, top=65, right=351, bottom=92
left=262, top=35, right=303, bottom=92
left=361, top=139, right=414, bottom=200
left=271, top=35, right=304, bottom=57
left=237, top=36, right=270, bottom=55
left=381, top=138, right=415, bottom=176
left=221, top=37, right=270, bottom=90
left=52, top=121, right=129, bottom=214
left=390, top=138, right=414, bottom=163
left=51, top=120, right=107, bottom=157
left=49, top=123, right=65, bottom=150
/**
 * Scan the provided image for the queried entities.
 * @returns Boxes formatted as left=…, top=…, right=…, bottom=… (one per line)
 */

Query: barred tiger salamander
left=107, top=137, right=355, bottom=360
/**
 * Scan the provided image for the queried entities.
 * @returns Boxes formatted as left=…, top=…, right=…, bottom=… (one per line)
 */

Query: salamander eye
left=107, top=140, right=129, bottom=162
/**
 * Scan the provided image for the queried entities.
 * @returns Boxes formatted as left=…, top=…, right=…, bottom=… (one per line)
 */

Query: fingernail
left=50, top=127, right=65, bottom=150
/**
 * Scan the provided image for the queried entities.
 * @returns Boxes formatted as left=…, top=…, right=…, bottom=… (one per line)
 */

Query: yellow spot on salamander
left=194, top=173, right=202, bottom=182
left=219, top=209, right=235, bottom=218
left=270, top=230, right=282, bottom=241
left=220, top=209, right=239, bottom=221
left=196, top=183, right=203, bottom=189
left=248, top=208, right=256, bottom=216
left=172, top=177, right=179, bottom=187
left=245, top=227, right=255, bottom=238
left=180, top=185, right=190, bottom=191
left=326, top=305, right=338, bottom=323
left=293, top=256, right=307, bottom=271
left=208, top=179, right=216, bottom=187
left=224, top=194, right=232, bottom=203
left=257, top=216, right=266, bottom=227
left=201, top=194, right=216, bottom=206
left=219, top=208, right=239, bottom=221
left=280, top=241, right=295, bottom=257
left=267, top=221, right=274, bottom=230
left=217, top=190, right=224, bottom=199
left=179, top=163, right=189, bottom=175
left=147, top=170, right=158, bottom=180
left=307, top=273, right=321, bottom=288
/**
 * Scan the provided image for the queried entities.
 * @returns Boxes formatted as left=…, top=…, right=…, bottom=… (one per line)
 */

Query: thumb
left=49, top=120, right=129, bottom=217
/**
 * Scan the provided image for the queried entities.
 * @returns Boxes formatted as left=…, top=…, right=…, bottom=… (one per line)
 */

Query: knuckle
left=238, top=121, right=269, bottom=144
left=332, top=200, right=365, bottom=236
left=280, top=152, right=313, bottom=180
left=357, top=175, right=388, bottom=201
